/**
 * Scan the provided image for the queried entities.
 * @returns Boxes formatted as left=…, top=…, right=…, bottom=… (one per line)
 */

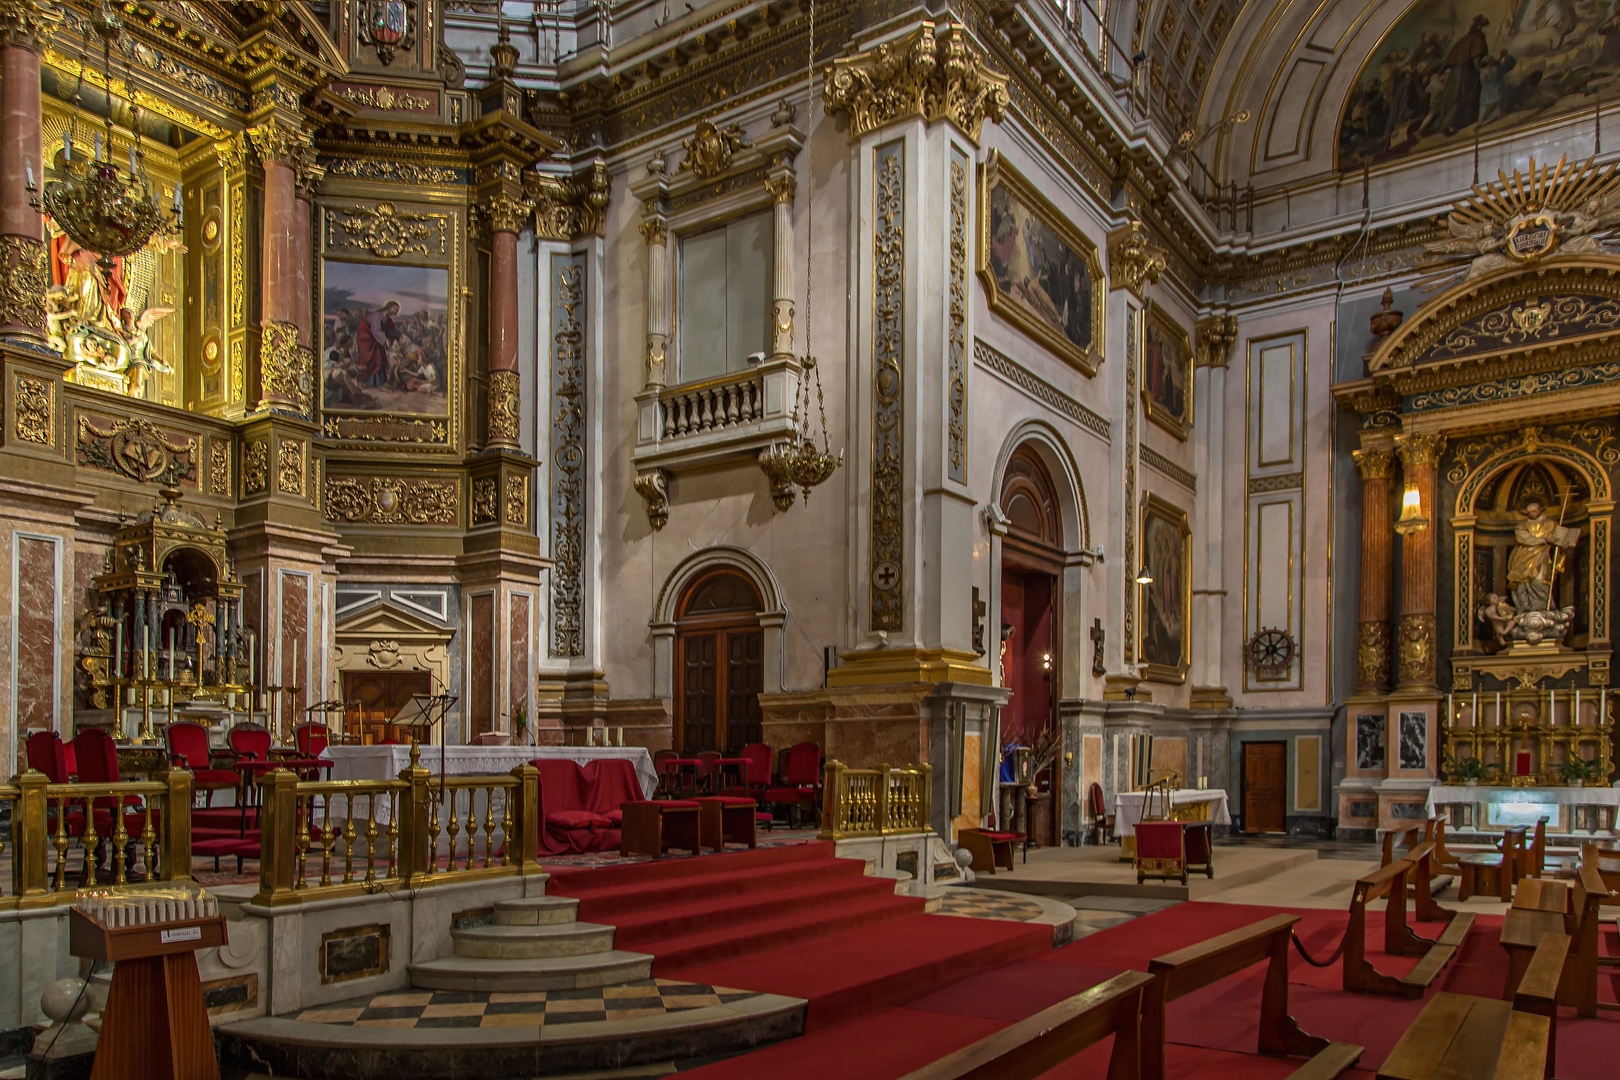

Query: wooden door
left=680, top=633, right=720, bottom=753
left=343, top=671, right=432, bottom=744
left=675, top=569, right=764, bottom=753
left=1242, top=741, right=1288, bottom=834
left=724, top=629, right=763, bottom=747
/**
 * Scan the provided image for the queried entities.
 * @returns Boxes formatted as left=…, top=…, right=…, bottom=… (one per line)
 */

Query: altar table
left=1425, top=784, right=1619, bottom=834
left=1111, top=788, right=1231, bottom=838
left=325, top=744, right=658, bottom=798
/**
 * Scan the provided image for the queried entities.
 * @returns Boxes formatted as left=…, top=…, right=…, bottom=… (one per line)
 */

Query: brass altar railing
left=1, top=770, right=195, bottom=909
left=1441, top=694, right=1617, bottom=787
left=253, top=760, right=542, bottom=906
left=818, top=761, right=933, bottom=841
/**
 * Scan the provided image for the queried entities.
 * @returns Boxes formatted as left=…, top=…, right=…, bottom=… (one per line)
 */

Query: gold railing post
left=918, top=763, right=933, bottom=833
left=253, top=769, right=301, bottom=906
left=399, top=758, right=433, bottom=882
left=511, top=764, right=540, bottom=871
left=161, top=768, right=193, bottom=880
left=818, top=760, right=846, bottom=840
left=14, top=771, right=50, bottom=899
left=875, top=763, right=892, bottom=834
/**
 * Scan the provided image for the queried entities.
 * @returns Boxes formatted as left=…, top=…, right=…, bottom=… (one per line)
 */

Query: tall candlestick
left=142, top=623, right=149, bottom=679
left=292, top=639, right=299, bottom=685
left=1575, top=689, right=1582, bottom=725
left=167, top=627, right=175, bottom=681
left=1602, top=687, right=1607, bottom=725
left=1496, top=690, right=1502, bottom=726
left=1447, top=693, right=1454, bottom=725
left=114, top=622, right=123, bottom=680
left=1472, top=691, right=1478, bottom=727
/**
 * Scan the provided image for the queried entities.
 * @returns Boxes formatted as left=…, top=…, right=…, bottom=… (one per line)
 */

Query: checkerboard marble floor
left=289, top=980, right=762, bottom=1028
left=932, top=890, right=1050, bottom=923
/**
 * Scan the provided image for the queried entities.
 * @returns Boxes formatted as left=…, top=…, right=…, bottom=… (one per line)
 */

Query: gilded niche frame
left=1138, top=492, right=1192, bottom=684
left=1142, top=302, right=1193, bottom=440
left=977, top=150, right=1105, bottom=376
left=318, top=197, right=461, bottom=451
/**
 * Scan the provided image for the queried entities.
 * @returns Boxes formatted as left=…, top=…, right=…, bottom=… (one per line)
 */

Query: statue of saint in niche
left=1487, top=499, right=1581, bottom=646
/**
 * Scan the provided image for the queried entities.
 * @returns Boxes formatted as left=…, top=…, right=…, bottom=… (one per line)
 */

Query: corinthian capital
left=247, top=119, right=310, bottom=166
left=1194, top=312, right=1238, bottom=369
left=823, top=20, right=1009, bottom=145
left=484, top=191, right=535, bottom=235
left=0, top=1, right=60, bottom=53
left=1393, top=432, right=1446, bottom=470
left=1352, top=447, right=1394, bottom=480
left=525, top=161, right=611, bottom=242
left=1107, top=221, right=1167, bottom=301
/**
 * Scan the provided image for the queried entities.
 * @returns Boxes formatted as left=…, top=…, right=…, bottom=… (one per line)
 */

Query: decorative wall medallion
left=243, top=439, right=268, bottom=494
left=947, top=149, right=968, bottom=485
left=678, top=120, right=751, bottom=179
left=13, top=375, right=52, bottom=445
left=332, top=202, right=442, bottom=258
left=358, top=0, right=415, bottom=65
left=870, top=140, right=905, bottom=632
left=0, top=235, right=48, bottom=330
left=209, top=442, right=230, bottom=496
left=367, top=639, right=402, bottom=669
left=277, top=440, right=305, bottom=497
left=1506, top=213, right=1558, bottom=261
left=504, top=475, right=527, bottom=526
left=77, top=415, right=196, bottom=484
left=201, top=337, right=221, bottom=374
left=324, top=476, right=458, bottom=525
left=471, top=477, right=497, bottom=524
left=1510, top=302, right=1551, bottom=334
left=549, top=256, right=586, bottom=657
left=1356, top=620, right=1390, bottom=690
left=633, top=468, right=669, bottom=531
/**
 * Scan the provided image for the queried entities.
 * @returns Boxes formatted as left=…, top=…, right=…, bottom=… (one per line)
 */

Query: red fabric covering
left=581, top=759, right=644, bottom=816
left=532, top=759, right=612, bottom=855
left=26, top=731, right=72, bottom=782
left=1135, top=821, right=1185, bottom=860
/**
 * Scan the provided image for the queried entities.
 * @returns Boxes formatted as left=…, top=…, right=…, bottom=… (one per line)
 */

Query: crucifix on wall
left=1090, top=618, right=1107, bottom=676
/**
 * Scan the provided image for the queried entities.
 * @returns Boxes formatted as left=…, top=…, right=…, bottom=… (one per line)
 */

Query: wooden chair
left=1458, top=825, right=1527, bottom=902
left=1087, top=782, right=1115, bottom=846
left=1142, top=915, right=1363, bottom=1080
left=1561, top=852, right=1618, bottom=1018
left=897, top=970, right=1153, bottom=1080
left=1378, top=930, right=1565, bottom=1080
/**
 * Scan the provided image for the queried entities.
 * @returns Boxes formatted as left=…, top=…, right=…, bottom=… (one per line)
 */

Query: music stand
left=306, top=698, right=360, bottom=745
left=392, top=691, right=459, bottom=798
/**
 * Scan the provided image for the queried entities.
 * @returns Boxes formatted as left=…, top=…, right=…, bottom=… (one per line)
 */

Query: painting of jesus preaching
left=322, top=260, right=450, bottom=416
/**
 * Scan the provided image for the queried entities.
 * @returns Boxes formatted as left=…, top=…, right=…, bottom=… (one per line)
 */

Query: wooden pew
left=1458, top=825, right=1527, bottom=902
left=1511, top=931, right=1568, bottom=1079
left=897, top=970, right=1153, bottom=1080
left=1564, top=854, right=1618, bottom=1017
left=1343, top=851, right=1473, bottom=997
left=1400, top=840, right=1476, bottom=988
left=1142, top=914, right=1363, bottom=1080
left=1379, top=824, right=1424, bottom=868
left=1377, top=931, right=1566, bottom=1080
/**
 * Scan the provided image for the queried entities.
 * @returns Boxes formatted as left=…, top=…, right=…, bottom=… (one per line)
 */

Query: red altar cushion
left=546, top=810, right=609, bottom=831
left=977, top=830, right=1023, bottom=843
left=764, top=787, right=817, bottom=803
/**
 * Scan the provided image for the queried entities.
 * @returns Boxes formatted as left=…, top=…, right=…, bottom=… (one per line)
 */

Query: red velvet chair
left=765, top=742, right=823, bottom=827
left=532, top=758, right=614, bottom=855
left=653, top=749, right=679, bottom=797
left=1087, top=782, right=1116, bottom=845
left=164, top=721, right=239, bottom=805
left=738, top=743, right=772, bottom=795
left=227, top=723, right=273, bottom=762
left=73, top=729, right=159, bottom=873
left=695, top=750, right=722, bottom=794
left=291, top=723, right=336, bottom=778
left=26, top=731, right=97, bottom=842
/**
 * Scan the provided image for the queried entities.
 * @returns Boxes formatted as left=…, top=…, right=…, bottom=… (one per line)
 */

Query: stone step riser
left=409, top=952, right=653, bottom=993
left=452, top=926, right=616, bottom=960
left=494, top=898, right=580, bottom=926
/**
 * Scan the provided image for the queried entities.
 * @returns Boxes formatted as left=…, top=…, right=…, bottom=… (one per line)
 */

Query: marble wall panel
left=280, top=572, right=308, bottom=721
left=15, top=537, right=57, bottom=733
left=509, top=594, right=529, bottom=729
left=469, top=594, right=493, bottom=739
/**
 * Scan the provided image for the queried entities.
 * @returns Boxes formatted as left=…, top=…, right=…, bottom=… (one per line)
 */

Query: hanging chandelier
left=41, top=2, right=181, bottom=278
left=760, top=0, right=841, bottom=504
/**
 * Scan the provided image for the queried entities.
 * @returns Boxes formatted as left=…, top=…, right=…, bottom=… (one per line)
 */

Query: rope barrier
left=1290, top=927, right=1347, bottom=969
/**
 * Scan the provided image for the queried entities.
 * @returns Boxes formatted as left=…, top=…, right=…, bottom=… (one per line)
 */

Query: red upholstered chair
left=532, top=758, right=614, bottom=855
left=652, top=749, right=678, bottom=797
left=164, top=721, right=239, bottom=805
left=26, top=730, right=73, bottom=782
left=695, top=750, right=722, bottom=794
left=228, top=723, right=273, bottom=762
left=1087, top=782, right=1115, bottom=845
left=739, top=743, right=772, bottom=795
left=290, top=723, right=336, bottom=779
left=765, top=742, right=823, bottom=827
left=73, top=729, right=159, bottom=871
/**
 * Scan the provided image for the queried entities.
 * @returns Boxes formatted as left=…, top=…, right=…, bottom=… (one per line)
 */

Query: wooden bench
left=618, top=799, right=701, bottom=858
left=896, top=970, right=1152, bottom=1080
left=1458, top=825, right=1527, bottom=902
left=1379, top=824, right=1425, bottom=868
left=1142, top=914, right=1363, bottom=1080
left=1562, top=855, right=1618, bottom=1017
left=1400, top=840, right=1476, bottom=989
left=958, top=827, right=1020, bottom=874
left=1511, top=931, right=1568, bottom=1079
left=1343, top=850, right=1473, bottom=997
left=1378, top=931, right=1565, bottom=1080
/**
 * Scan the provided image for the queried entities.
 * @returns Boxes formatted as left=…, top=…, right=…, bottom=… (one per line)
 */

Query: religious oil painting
left=978, top=151, right=1105, bottom=375
left=1339, top=1, right=1620, bottom=170
left=1356, top=714, right=1386, bottom=771
left=1398, top=711, right=1429, bottom=771
left=322, top=260, right=450, bottom=416
left=1143, top=304, right=1193, bottom=440
left=1139, top=494, right=1192, bottom=684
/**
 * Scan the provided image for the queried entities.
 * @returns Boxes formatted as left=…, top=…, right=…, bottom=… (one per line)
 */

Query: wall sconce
left=1394, top=485, right=1429, bottom=535
left=1041, top=652, right=1052, bottom=672
left=1135, top=566, right=1153, bottom=585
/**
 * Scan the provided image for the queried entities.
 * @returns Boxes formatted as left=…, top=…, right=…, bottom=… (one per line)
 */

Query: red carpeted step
left=554, top=855, right=873, bottom=921
left=545, top=839, right=834, bottom=892
left=645, top=892, right=924, bottom=974
left=667, top=912, right=1052, bottom=1030
left=610, top=872, right=904, bottom=948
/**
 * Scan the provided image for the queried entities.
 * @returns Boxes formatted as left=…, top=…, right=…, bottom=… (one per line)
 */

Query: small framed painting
left=1138, top=493, right=1191, bottom=684
left=1142, top=302, right=1193, bottom=440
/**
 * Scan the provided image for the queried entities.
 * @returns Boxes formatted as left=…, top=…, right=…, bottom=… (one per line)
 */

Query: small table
left=1501, top=879, right=1569, bottom=1000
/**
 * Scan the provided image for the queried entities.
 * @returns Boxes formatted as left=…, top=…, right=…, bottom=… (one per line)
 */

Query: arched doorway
left=999, top=446, right=1064, bottom=844
left=675, top=569, right=764, bottom=752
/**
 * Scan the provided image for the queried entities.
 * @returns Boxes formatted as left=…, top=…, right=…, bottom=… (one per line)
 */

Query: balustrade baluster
left=679, top=395, right=693, bottom=435
left=746, top=379, right=759, bottom=420
left=140, top=803, right=157, bottom=880
left=500, top=783, right=514, bottom=867
left=426, top=793, right=441, bottom=877
left=111, top=805, right=129, bottom=887
left=447, top=790, right=462, bottom=871
left=342, top=797, right=357, bottom=884
left=294, top=796, right=312, bottom=890
left=364, top=793, right=380, bottom=883
left=317, top=795, right=334, bottom=887
left=725, top=385, right=739, bottom=424
left=662, top=401, right=676, bottom=439
left=483, top=787, right=497, bottom=868
left=387, top=790, right=400, bottom=877
left=53, top=795, right=72, bottom=891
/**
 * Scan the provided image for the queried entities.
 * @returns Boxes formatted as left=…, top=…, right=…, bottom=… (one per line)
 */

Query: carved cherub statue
left=1478, top=593, right=1519, bottom=646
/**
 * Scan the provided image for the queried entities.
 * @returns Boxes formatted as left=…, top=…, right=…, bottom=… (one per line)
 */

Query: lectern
left=70, top=887, right=226, bottom=1080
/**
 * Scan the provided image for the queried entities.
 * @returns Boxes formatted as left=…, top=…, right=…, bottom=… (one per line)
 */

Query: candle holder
left=130, top=677, right=163, bottom=744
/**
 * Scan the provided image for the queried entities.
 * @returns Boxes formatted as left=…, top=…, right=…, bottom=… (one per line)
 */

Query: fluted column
left=1394, top=433, right=1446, bottom=688
left=641, top=217, right=669, bottom=389
left=1353, top=447, right=1395, bottom=692
left=0, top=1, right=53, bottom=340
left=766, top=171, right=795, bottom=359
left=249, top=119, right=311, bottom=414
left=485, top=190, right=531, bottom=449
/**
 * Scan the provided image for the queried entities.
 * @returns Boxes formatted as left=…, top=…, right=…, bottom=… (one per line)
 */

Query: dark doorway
left=344, top=670, right=432, bottom=744
left=1242, top=741, right=1288, bottom=834
left=676, top=570, right=763, bottom=752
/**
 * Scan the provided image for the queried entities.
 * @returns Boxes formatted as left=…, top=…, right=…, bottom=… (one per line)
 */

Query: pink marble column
left=249, top=117, right=308, bottom=413
left=484, top=191, right=529, bottom=448
left=292, top=191, right=312, bottom=343
left=1, top=9, right=48, bottom=338
left=262, top=160, right=297, bottom=327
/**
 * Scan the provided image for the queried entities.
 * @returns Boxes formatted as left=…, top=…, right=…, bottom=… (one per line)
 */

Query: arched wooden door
left=675, top=569, right=764, bottom=752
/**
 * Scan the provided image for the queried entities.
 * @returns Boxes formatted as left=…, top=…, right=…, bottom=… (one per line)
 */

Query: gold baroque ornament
left=324, top=476, right=458, bottom=525
left=259, top=321, right=310, bottom=415
left=487, top=370, right=521, bottom=446
left=13, top=375, right=52, bottom=445
left=634, top=468, right=670, bottom=531
left=1397, top=613, right=1436, bottom=686
left=504, top=475, right=528, bottom=526
left=1107, top=221, right=1167, bottom=300
left=341, top=84, right=433, bottom=112
left=0, top=0, right=61, bottom=51
left=678, top=120, right=751, bottom=179
left=1357, top=620, right=1391, bottom=690
left=0, top=235, right=48, bottom=330
left=242, top=440, right=268, bottom=495
left=870, top=140, right=905, bottom=632
left=471, top=477, right=497, bottom=524
left=1194, top=312, right=1238, bottom=369
left=1394, top=431, right=1446, bottom=470
left=246, top=119, right=310, bottom=167
left=823, top=20, right=1010, bottom=145
left=277, top=440, right=305, bottom=497
left=325, top=159, right=461, bottom=185
left=334, top=202, right=442, bottom=258
left=1352, top=447, right=1394, bottom=480
left=484, top=191, right=535, bottom=236
left=527, top=161, right=611, bottom=241
left=76, top=415, right=195, bottom=484
left=209, top=442, right=230, bottom=495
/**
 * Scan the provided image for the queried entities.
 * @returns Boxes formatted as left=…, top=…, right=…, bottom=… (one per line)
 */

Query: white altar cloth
left=325, top=745, right=658, bottom=798
left=1425, top=784, right=1620, bottom=813
left=1111, top=789, right=1231, bottom=838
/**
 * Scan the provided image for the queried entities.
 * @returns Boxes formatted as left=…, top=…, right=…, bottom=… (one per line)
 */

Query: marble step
left=495, top=895, right=580, bottom=926
left=409, top=950, right=653, bottom=992
left=452, top=921, right=616, bottom=959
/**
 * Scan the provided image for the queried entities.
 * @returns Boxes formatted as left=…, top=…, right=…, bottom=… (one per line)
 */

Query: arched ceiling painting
left=1338, top=0, right=1620, bottom=171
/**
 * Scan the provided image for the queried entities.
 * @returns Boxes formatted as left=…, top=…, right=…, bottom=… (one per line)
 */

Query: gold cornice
left=0, top=0, right=59, bottom=52
left=524, top=161, right=611, bottom=242
left=823, top=19, right=1009, bottom=145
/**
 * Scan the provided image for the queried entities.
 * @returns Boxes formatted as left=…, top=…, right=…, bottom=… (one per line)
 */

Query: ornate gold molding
left=340, top=84, right=434, bottom=112
left=1351, top=447, right=1394, bottom=480
left=639, top=219, right=668, bottom=246
left=13, top=375, right=51, bottom=445
left=504, top=474, right=528, bottom=527
left=823, top=20, right=1009, bottom=145
left=1397, top=612, right=1436, bottom=686
left=1356, top=620, right=1390, bottom=691
left=259, top=321, right=309, bottom=415
left=247, top=119, right=310, bottom=167
left=765, top=175, right=797, bottom=204
left=325, top=476, right=459, bottom=526
left=0, top=0, right=58, bottom=52
left=76, top=416, right=196, bottom=484
left=0, top=236, right=48, bottom=331
left=487, top=370, right=520, bottom=447
left=471, top=477, right=497, bottom=524
left=634, top=468, right=670, bottom=530
left=527, top=161, right=611, bottom=241
left=484, top=191, right=535, bottom=236
left=243, top=439, right=268, bottom=495
left=1194, top=312, right=1238, bottom=369
left=679, top=120, right=751, bottom=179
left=209, top=442, right=230, bottom=496
left=758, top=450, right=795, bottom=513
left=1107, top=221, right=1167, bottom=301
left=1393, top=432, right=1446, bottom=470
left=277, top=440, right=305, bottom=497
left=332, top=202, right=444, bottom=258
